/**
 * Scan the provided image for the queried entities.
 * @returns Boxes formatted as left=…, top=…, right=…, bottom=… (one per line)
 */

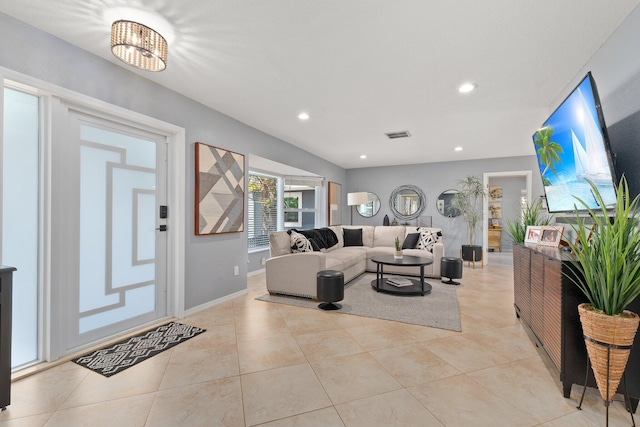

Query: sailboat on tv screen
left=571, top=88, right=613, bottom=184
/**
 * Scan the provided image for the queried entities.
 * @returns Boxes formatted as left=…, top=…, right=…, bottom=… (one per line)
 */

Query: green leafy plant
left=567, top=176, right=640, bottom=316
left=506, top=198, right=553, bottom=243
left=395, top=236, right=402, bottom=252
left=452, top=175, right=487, bottom=246
left=249, top=174, right=277, bottom=235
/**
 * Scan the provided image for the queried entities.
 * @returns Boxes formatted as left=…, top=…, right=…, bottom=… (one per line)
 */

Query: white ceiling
left=2, top=1, right=639, bottom=169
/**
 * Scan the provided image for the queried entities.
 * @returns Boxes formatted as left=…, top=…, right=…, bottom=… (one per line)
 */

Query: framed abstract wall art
left=195, top=142, right=245, bottom=235
left=328, top=182, right=342, bottom=225
left=489, top=202, right=502, bottom=219
left=489, top=185, right=503, bottom=202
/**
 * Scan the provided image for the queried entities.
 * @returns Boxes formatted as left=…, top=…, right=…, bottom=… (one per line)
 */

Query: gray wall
left=248, top=248, right=269, bottom=273
left=0, top=13, right=346, bottom=309
left=347, top=156, right=544, bottom=257
left=607, top=99, right=640, bottom=200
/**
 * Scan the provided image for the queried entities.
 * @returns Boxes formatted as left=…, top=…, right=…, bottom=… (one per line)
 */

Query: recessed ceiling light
left=298, top=112, right=310, bottom=120
left=454, top=147, right=463, bottom=151
left=458, top=83, right=477, bottom=93
left=360, top=155, right=367, bottom=159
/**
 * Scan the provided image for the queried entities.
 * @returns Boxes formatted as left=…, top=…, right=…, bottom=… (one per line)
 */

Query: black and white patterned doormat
left=73, top=322, right=206, bottom=377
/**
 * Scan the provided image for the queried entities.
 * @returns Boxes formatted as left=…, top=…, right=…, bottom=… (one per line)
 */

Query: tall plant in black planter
left=452, top=175, right=487, bottom=263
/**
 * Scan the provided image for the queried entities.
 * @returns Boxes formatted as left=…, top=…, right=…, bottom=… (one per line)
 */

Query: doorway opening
left=482, top=170, right=532, bottom=265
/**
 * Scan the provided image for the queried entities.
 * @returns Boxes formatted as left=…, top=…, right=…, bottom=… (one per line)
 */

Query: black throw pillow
left=402, top=233, right=420, bottom=249
left=343, top=228, right=363, bottom=247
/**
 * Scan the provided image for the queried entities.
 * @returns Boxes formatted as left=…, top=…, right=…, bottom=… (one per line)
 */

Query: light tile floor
left=1, top=252, right=637, bottom=426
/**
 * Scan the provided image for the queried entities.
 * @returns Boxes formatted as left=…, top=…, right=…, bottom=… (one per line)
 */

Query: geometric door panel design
left=78, top=124, right=163, bottom=334
left=195, top=142, right=245, bottom=235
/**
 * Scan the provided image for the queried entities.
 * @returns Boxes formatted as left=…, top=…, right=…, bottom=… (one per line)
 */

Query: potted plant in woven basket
left=567, top=176, right=640, bottom=404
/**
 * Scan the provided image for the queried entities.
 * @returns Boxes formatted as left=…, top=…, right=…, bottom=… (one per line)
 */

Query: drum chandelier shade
left=347, top=192, right=369, bottom=206
left=111, top=20, right=168, bottom=72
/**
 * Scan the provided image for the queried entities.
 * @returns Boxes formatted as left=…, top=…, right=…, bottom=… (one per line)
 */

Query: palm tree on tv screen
left=534, top=126, right=564, bottom=186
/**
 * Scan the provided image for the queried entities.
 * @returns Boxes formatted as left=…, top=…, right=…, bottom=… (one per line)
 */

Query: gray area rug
left=257, top=273, right=461, bottom=332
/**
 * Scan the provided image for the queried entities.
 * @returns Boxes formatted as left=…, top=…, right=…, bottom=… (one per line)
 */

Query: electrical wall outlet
left=261, top=257, right=266, bottom=266
left=233, top=266, right=239, bottom=276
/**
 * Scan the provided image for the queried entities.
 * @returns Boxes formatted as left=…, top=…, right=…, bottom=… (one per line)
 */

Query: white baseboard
left=181, top=289, right=248, bottom=318
left=248, top=268, right=265, bottom=277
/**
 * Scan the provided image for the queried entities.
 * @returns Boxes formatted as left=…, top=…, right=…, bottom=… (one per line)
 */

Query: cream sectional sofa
left=265, top=225, right=444, bottom=299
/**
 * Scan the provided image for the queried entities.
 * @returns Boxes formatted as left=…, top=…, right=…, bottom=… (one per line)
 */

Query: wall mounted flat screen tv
left=532, top=72, right=617, bottom=213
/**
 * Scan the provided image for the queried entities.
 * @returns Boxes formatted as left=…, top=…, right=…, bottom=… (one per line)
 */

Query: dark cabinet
left=513, top=244, right=640, bottom=404
left=513, top=245, right=531, bottom=325
left=0, top=266, right=15, bottom=410
left=543, top=259, right=563, bottom=371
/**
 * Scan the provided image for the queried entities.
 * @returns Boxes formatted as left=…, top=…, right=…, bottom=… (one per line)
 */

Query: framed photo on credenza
left=537, top=226, right=564, bottom=247
left=525, top=226, right=542, bottom=244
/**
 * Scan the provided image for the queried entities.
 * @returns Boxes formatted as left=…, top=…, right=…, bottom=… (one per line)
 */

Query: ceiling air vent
left=385, top=131, right=411, bottom=139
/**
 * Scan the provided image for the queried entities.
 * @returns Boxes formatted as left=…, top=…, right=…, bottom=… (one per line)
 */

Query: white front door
left=52, top=106, right=169, bottom=354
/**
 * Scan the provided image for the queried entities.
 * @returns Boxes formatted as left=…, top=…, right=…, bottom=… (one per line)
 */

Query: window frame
left=247, top=171, right=282, bottom=252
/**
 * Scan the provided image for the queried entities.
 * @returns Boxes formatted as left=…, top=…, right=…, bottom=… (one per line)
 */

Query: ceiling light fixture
left=298, top=112, right=310, bottom=120
left=458, top=83, right=477, bottom=93
left=360, top=155, right=367, bottom=159
left=111, top=20, right=168, bottom=72
left=454, top=147, right=463, bottom=151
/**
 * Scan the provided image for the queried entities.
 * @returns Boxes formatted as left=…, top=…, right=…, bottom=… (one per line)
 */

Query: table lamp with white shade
left=347, top=192, right=369, bottom=225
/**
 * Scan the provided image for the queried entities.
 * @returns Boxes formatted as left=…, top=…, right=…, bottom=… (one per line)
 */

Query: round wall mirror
left=389, top=185, right=426, bottom=221
left=437, top=189, right=461, bottom=217
left=356, top=192, right=381, bottom=217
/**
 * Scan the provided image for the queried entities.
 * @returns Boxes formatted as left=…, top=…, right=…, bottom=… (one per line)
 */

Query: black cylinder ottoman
left=441, top=257, right=463, bottom=285
left=317, top=270, right=344, bottom=310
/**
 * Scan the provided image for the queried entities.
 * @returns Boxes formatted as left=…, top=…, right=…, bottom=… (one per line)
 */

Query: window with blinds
left=248, top=171, right=324, bottom=251
left=248, top=172, right=280, bottom=250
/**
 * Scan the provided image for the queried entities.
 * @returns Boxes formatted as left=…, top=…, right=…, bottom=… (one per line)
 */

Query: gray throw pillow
left=402, top=233, right=420, bottom=249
